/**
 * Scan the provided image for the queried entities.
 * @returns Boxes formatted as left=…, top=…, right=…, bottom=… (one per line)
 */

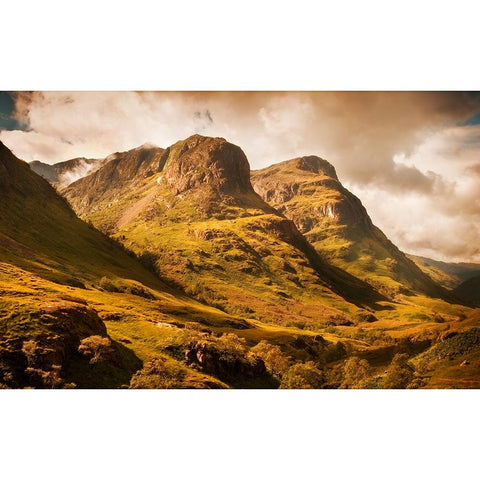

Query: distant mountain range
left=30, top=157, right=103, bottom=188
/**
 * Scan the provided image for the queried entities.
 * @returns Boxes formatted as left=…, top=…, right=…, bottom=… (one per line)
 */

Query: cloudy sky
left=1, top=91, right=479, bottom=263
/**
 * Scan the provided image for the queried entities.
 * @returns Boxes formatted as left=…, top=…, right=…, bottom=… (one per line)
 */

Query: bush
left=216, top=333, right=247, bottom=360
left=382, top=354, right=414, bottom=389
left=78, top=335, right=117, bottom=364
left=250, top=341, right=290, bottom=377
left=280, top=362, right=324, bottom=389
left=130, top=358, right=185, bottom=389
left=25, top=365, right=66, bottom=389
left=340, top=356, right=371, bottom=388
left=22, top=340, right=39, bottom=367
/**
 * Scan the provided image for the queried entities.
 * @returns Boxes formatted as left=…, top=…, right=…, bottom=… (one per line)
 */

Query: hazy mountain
left=408, top=254, right=480, bottom=289
left=252, top=156, right=448, bottom=299
left=30, top=157, right=102, bottom=188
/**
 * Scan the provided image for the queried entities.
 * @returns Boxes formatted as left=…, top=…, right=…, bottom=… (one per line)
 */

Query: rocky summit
left=161, top=135, right=253, bottom=196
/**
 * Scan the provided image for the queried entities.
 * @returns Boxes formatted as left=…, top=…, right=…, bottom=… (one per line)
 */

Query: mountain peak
left=295, top=156, right=339, bottom=180
left=161, top=135, right=254, bottom=196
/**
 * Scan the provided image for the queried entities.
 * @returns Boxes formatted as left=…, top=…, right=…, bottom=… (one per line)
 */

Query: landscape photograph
left=1, top=90, right=479, bottom=389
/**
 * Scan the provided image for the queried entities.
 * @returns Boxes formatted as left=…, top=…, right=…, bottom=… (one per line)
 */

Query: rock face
left=252, top=156, right=448, bottom=298
left=161, top=135, right=254, bottom=196
left=156, top=135, right=275, bottom=217
left=252, top=156, right=372, bottom=232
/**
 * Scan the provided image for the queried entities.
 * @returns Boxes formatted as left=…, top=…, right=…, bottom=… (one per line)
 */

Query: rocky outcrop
left=161, top=135, right=254, bottom=196
left=0, top=303, right=117, bottom=388
left=184, top=340, right=266, bottom=379
left=252, top=155, right=373, bottom=231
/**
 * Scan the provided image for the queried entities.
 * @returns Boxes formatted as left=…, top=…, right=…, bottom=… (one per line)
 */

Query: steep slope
left=65, top=135, right=385, bottom=328
left=252, top=156, right=448, bottom=299
left=0, top=141, right=164, bottom=288
left=30, top=157, right=102, bottom=188
left=408, top=254, right=480, bottom=289
left=453, top=276, right=480, bottom=306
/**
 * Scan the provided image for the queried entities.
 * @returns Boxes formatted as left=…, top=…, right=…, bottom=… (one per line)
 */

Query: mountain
left=65, top=135, right=385, bottom=328
left=251, top=156, right=448, bottom=299
left=453, top=275, right=480, bottom=306
left=30, top=157, right=101, bottom=188
left=0, top=141, right=240, bottom=388
left=1, top=140, right=364, bottom=389
left=408, top=254, right=480, bottom=289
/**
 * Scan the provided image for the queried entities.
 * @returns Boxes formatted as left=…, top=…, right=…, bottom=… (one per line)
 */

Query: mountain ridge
left=64, top=135, right=386, bottom=322
left=252, top=155, right=450, bottom=300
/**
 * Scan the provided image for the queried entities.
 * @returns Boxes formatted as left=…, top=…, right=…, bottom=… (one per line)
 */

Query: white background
left=1, top=1, right=479, bottom=479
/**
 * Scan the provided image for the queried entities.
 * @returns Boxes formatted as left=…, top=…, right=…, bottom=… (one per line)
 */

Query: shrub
left=280, top=362, right=324, bottom=389
left=250, top=341, right=290, bottom=377
left=340, top=356, right=371, bottom=388
left=130, top=358, right=185, bottom=389
left=382, top=354, right=414, bottom=389
left=25, top=365, right=64, bottom=389
left=22, top=340, right=39, bottom=367
left=78, top=335, right=117, bottom=364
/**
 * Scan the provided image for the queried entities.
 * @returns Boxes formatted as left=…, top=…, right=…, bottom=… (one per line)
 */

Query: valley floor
left=1, top=261, right=479, bottom=389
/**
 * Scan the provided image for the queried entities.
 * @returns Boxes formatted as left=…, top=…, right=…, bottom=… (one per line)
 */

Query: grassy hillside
left=453, top=275, right=480, bottom=306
